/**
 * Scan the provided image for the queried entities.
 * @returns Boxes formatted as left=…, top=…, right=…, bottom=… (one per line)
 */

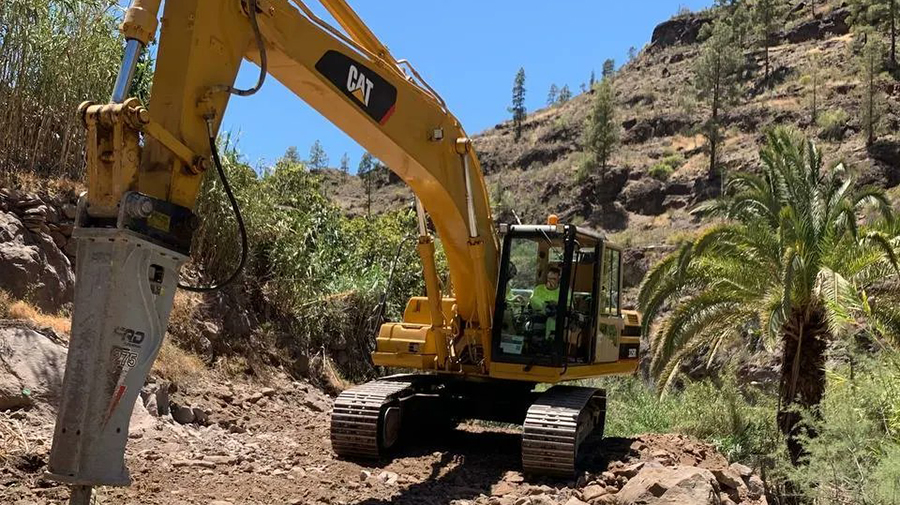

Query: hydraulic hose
left=178, top=135, right=249, bottom=292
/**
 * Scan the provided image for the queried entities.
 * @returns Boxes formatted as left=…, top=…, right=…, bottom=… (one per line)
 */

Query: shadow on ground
left=349, top=426, right=637, bottom=505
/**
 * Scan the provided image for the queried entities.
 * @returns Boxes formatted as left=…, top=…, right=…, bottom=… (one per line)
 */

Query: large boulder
left=0, top=325, right=67, bottom=410
left=866, top=139, right=900, bottom=188
left=623, top=248, right=649, bottom=288
left=622, top=179, right=666, bottom=216
left=0, top=324, right=155, bottom=435
left=616, top=465, right=721, bottom=505
left=0, top=212, right=74, bottom=312
left=624, top=116, right=693, bottom=145
left=785, top=8, right=850, bottom=44
left=650, top=14, right=713, bottom=50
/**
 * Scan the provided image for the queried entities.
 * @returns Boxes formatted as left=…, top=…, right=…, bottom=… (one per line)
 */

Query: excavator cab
left=491, top=222, right=632, bottom=370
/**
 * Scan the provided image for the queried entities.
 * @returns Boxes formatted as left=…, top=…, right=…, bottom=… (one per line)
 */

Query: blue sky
left=177, top=1, right=713, bottom=172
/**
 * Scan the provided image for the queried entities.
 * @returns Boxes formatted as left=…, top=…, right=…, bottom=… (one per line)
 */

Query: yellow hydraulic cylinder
left=416, top=238, right=445, bottom=328
left=467, top=238, right=493, bottom=367
left=120, top=0, right=162, bottom=45
left=416, top=237, right=448, bottom=368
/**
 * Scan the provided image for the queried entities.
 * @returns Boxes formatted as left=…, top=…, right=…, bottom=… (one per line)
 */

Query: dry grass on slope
left=152, top=340, right=207, bottom=386
left=0, top=290, right=70, bottom=337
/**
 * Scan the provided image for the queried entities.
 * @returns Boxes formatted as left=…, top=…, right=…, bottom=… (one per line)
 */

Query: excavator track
left=330, top=379, right=414, bottom=458
left=521, top=386, right=606, bottom=476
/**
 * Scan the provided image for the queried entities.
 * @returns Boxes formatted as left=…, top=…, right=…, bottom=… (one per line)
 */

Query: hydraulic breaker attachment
left=47, top=193, right=187, bottom=487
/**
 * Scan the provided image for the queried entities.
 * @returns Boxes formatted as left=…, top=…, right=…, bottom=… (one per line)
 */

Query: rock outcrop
left=649, top=13, right=713, bottom=50
left=784, top=7, right=850, bottom=44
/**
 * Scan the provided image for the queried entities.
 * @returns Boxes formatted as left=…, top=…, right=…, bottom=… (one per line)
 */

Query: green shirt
left=530, top=284, right=559, bottom=311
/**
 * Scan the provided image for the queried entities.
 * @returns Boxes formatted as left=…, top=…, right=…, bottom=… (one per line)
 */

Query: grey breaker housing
left=47, top=220, right=185, bottom=485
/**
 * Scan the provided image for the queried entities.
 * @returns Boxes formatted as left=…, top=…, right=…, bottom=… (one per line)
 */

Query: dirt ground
left=0, top=369, right=765, bottom=505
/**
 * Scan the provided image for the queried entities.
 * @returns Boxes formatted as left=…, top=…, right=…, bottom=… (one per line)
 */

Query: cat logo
left=347, top=64, right=374, bottom=107
left=315, top=50, right=397, bottom=124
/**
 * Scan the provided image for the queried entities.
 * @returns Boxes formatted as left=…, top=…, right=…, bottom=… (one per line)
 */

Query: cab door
left=593, top=242, right=624, bottom=363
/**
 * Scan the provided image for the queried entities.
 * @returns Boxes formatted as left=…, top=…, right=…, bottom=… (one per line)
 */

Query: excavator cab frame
left=491, top=224, right=626, bottom=370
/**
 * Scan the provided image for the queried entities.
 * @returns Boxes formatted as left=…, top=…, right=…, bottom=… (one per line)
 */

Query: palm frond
left=862, top=231, right=900, bottom=276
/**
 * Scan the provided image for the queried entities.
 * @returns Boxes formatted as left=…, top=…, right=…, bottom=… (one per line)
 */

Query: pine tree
left=282, top=146, right=302, bottom=165
left=340, top=152, right=350, bottom=173
left=602, top=59, right=616, bottom=79
left=589, top=70, right=596, bottom=87
left=754, top=0, right=786, bottom=84
left=693, top=20, right=742, bottom=183
left=308, top=140, right=328, bottom=170
left=716, top=0, right=752, bottom=46
left=510, top=68, right=527, bottom=140
left=491, top=172, right=513, bottom=216
left=628, top=46, right=638, bottom=62
left=849, top=0, right=898, bottom=65
left=358, top=152, right=375, bottom=217
left=547, top=84, right=559, bottom=106
left=860, top=36, right=885, bottom=146
left=731, top=1, right=753, bottom=47
left=800, top=52, right=822, bottom=124
left=558, top=85, right=572, bottom=103
left=584, top=78, right=619, bottom=170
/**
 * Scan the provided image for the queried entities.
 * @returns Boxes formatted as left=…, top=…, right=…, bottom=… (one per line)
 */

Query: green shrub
left=648, top=154, right=683, bottom=181
left=649, top=162, right=675, bottom=181
left=190, top=140, right=435, bottom=381
left=588, top=375, right=779, bottom=463
left=576, top=154, right=595, bottom=183
left=817, top=108, right=849, bottom=141
left=784, top=351, right=900, bottom=504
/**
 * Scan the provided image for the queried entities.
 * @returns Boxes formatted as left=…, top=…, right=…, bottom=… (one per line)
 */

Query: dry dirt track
left=0, top=375, right=631, bottom=505
left=1, top=372, right=766, bottom=505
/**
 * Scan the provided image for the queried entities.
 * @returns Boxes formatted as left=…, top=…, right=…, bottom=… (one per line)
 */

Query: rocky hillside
left=330, top=0, right=900, bottom=261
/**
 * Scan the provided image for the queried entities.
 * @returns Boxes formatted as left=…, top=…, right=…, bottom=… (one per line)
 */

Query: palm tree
left=639, top=127, right=900, bottom=465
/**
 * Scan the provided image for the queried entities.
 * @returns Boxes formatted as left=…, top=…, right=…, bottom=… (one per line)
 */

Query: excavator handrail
left=395, top=58, right=448, bottom=111
left=289, top=0, right=383, bottom=64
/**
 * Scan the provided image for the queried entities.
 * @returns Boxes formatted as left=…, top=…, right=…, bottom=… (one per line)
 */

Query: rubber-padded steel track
left=330, top=380, right=413, bottom=458
left=521, top=385, right=605, bottom=476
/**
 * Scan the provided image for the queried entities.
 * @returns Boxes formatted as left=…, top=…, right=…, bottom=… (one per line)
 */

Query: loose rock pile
left=451, top=433, right=768, bottom=505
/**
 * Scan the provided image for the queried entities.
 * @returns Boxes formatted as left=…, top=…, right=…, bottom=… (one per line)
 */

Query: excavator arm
left=48, top=0, right=499, bottom=499
left=131, top=0, right=498, bottom=320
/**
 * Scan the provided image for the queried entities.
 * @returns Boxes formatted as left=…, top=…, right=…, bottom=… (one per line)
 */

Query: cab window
left=497, top=234, right=565, bottom=360
left=600, top=246, right=621, bottom=316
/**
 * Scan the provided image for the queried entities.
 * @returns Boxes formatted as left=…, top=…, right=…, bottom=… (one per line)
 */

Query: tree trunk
left=778, top=303, right=829, bottom=466
left=867, top=59, right=876, bottom=147
left=892, top=0, right=897, bottom=66
left=812, top=75, right=817, bottom=124
left=765, top=43, right=770, bottom=85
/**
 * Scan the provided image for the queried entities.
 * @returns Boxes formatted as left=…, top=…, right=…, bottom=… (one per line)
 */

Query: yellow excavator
left=46, top=0, right=641, bottom=502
